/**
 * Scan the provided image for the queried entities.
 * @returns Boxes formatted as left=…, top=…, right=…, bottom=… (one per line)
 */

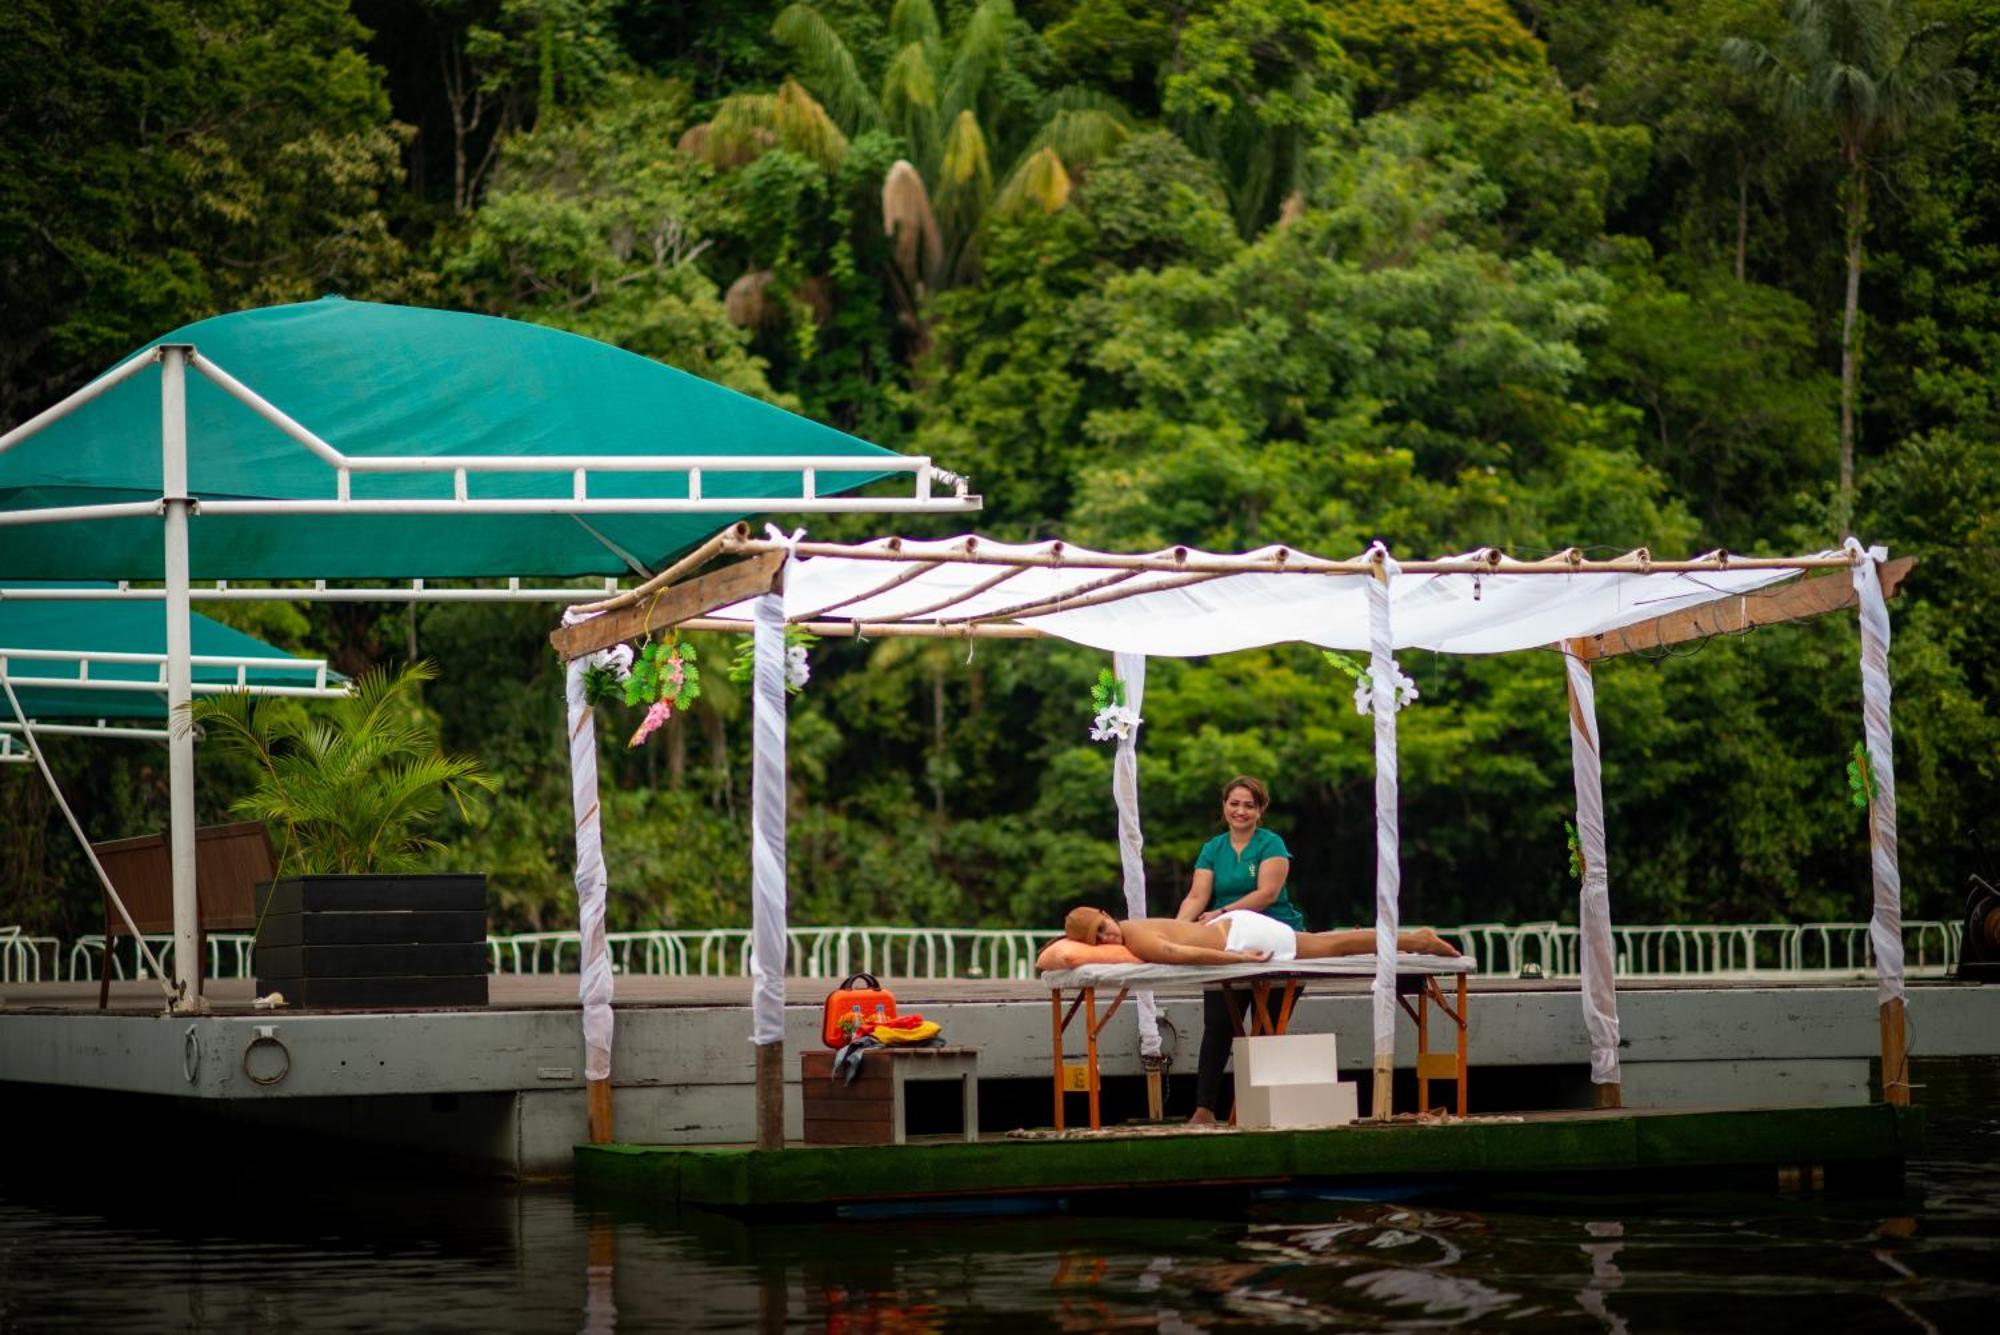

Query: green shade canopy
left=0, top=586, right=335, bottom=721
left=0, top=298, right=902, bottom=580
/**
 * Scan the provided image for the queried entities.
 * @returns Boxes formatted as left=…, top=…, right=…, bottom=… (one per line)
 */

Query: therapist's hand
left=1196, top=909, right=1222, bottom=925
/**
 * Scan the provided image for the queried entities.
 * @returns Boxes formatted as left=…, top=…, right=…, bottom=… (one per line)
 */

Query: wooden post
left=1881, top=997, right=1909, bottom=1106
left=1369, top=555, right=1396, bottom=1123
left=1416, top=983, right=1430, bottom=1116
left=755, top=1040, right=785, bottom=1148
left=1145, top=1068, right=1163, bottom=1121
left=587, top=1076, right=614, bottom=1144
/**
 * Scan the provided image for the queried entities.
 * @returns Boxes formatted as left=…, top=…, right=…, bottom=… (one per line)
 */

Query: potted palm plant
left=186, top=660, right=498, bottom=1007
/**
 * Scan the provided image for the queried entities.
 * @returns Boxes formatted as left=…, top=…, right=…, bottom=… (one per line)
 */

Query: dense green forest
left=4, top=0, right=1996, bottom=943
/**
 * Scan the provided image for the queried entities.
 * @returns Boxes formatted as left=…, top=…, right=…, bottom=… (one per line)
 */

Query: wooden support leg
left=1084, top=987, right=1102, bottom=1130
left=587, top=1076, right=615, bottom=1144
left=1050, top=990, right=1066, bottom=1131
left=1145, top=1068, right=1163, bottom=1121
left=1456, top=973, right=1469, bottom=1117
left=1417, top=980, right=1431, bottom=1116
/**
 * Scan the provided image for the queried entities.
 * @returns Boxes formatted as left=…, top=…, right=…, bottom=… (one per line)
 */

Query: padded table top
left=1041, top=953, right=1477, bottom=989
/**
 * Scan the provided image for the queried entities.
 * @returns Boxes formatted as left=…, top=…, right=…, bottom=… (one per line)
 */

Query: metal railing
left=30, top=920, right=1961, bottom=985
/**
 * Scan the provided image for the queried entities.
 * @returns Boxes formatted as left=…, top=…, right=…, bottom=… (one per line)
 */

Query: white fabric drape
left=1565, top=652, right=1622, bottom=1086
left=564, top=658, right=615, bottom=1082
left=749, top=587, right=790, bottom=1045
left=719, top=540, right=1840, bottom=658
left=1848, top=540, right=1904, bottom=1007
left=1366, top=551, right=1402, bottom=1063
left=1110, top=651, right=1160, bottom=1058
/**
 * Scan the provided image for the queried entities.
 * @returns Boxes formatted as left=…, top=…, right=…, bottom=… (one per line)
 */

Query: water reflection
left=0, top=1060, right=1993, bottom=1332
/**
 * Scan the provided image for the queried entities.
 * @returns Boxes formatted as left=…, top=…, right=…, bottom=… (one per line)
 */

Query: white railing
left=39, top=920, right=1961, bottom=984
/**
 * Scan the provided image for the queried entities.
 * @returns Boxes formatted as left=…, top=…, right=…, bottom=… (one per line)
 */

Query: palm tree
left=682, top=0, right=1127, bottom=331
left=184, top=660, right=497, bottom=876
left=1723, top=0, right=1969, bottom=526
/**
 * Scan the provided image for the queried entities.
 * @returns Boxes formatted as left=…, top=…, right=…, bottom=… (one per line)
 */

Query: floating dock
left=575, top=1104, right=1925, bottom=1214
left=2, top=974, right=1987, bottom=1175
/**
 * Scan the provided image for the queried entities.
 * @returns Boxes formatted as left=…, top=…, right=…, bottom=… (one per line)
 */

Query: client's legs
left=1294, top=927, right=1461, bottom=959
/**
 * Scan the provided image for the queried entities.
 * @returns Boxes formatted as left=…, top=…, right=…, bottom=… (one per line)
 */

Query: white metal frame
left=0, top=341, right=982, bottom=1010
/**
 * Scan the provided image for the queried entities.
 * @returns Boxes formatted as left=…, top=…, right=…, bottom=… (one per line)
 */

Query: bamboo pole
left=568, top=524, right=749, bottom=617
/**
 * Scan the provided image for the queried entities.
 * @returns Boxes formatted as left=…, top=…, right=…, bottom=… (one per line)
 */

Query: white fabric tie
left=1365, top=545, right=1403, bottom=1062
left=749, top=587, right=790, bottom=1045
left=1111, top=652, right=1160, bottom=1058
left=1566, top=652, right=1622, bottom=1085
left=564, top=658, right=615, bottom=1081
left=1845, top=538, right=1905, bottom=1007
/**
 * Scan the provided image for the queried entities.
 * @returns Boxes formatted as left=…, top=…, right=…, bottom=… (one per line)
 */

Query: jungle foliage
left=5, top=0, right=1998, bottom=943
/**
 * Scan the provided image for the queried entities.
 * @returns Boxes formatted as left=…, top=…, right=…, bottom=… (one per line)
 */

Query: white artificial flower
left=1353, top=662, right=1419, bottom=715
left=1088, top=704, right=1143, bottom=742
left=589, top=643, right=634, bottom=682
left=784, top=643, right=811, bottom=690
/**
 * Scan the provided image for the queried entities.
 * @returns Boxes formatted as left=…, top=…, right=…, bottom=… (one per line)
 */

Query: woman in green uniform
left=1175, top=775, right=1303, bottom=1124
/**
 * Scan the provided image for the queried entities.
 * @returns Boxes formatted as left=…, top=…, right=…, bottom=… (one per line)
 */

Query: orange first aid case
left=821, top=972, right=897, bottom=1047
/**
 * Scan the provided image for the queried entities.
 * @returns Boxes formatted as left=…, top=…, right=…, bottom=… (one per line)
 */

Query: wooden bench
left=89, top=820, right=273, bottom=1006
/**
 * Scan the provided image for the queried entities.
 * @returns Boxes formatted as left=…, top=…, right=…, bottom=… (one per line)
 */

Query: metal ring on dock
left=243, top=1028, right=291, bottom=1087
left=182, top=1024, right=200, bottom=1084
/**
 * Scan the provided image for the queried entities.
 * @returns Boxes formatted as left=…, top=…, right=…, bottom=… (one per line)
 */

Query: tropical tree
left=185, top=661, right=497, bottom=876
left=1724, top=0, right=1971, bottom=524
left=682, top=0, right=1129, bottom=329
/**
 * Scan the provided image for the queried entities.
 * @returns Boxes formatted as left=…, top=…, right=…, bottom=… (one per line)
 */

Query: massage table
left=1040, top=954, right=1478, bottom=1130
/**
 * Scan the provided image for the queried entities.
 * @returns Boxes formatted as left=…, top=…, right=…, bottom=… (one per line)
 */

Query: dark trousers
left=1194, top=988, right=1251, bottom=1114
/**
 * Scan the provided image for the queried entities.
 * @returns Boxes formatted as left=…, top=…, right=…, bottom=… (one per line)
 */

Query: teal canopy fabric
left=0, top=298, right=900, bottom=579
left=0, top=587, right=334, bottom=722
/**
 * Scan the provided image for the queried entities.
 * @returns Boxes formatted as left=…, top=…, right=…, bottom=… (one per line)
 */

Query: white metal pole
left=160, top=344, right=202, bottom=1011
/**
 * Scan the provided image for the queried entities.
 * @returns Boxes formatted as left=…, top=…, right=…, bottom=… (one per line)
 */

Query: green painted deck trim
left=575, top=1105, right=1923, bottom=1210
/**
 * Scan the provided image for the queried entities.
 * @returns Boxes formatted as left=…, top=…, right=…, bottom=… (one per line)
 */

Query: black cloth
left=1194, top=987, right=1251, bottom=1115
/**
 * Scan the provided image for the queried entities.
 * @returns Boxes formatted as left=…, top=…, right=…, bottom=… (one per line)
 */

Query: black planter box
left=254, top=874, right=489, bottom=1009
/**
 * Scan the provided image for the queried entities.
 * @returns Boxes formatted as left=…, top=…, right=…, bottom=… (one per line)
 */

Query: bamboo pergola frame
left=552, top=527, right=1917, bottom=1146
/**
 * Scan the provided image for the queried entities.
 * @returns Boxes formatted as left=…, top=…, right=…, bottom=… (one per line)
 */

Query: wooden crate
left=800, top=1047, right=980, bottom=1147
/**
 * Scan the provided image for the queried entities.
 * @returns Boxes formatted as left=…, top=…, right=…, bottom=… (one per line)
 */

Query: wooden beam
left=551, top=551, right=785, bottom=659
left=1574, top=557, right=1915, bottom=661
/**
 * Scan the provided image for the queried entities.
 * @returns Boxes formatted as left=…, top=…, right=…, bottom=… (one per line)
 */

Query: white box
left=1236, top=1079, right=1359, bottom=1129
left=1231, top=1032, right=1338, bottom=1086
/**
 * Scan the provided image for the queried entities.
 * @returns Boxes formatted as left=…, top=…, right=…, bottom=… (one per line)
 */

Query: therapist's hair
left=1222, top=775, right=1270, bottom=810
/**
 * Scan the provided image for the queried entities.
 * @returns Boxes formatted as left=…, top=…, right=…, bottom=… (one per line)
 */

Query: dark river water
left=2, top=1059, right=1993, bottom=1332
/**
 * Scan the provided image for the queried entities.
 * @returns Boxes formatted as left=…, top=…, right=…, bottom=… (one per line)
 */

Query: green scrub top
left=1195, top=827, right=1305, bottom=928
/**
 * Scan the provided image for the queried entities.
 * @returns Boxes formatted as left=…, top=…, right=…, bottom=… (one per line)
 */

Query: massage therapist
left=1175, top=775, right=1304, bottom=1125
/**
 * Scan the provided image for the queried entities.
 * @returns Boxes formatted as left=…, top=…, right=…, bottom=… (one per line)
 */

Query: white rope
left=0, top=674, right=175, bottom=1000
left=1365, top=546, right=1402, bottom=1062
left=1846, top=539, right=1904, bottom=1008
left=564, top=657, right=615, bottom=1081
left=1566, top=652, right=1622, bottom=1085
left=749, top=586, right=789, bottom=1045
left=1111, top=651, right=1160, bottom=1058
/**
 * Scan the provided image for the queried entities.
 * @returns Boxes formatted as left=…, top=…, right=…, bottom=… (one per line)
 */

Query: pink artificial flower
left=628, top=698, right=673, bottom=748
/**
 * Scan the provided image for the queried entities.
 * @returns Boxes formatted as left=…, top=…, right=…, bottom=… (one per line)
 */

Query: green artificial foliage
left=183, top=660, right=497, bottom=877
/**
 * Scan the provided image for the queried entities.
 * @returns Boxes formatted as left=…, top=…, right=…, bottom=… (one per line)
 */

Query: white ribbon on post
left=1110, top=651, right=1160, bottom=1058
left=564, top=656, right=615, bottom=1082
left=1365, top=547, right=1403, bottom=1071
left=1565, top=651, right=1622, bottom=1086
left=1846, top=539, right=1904, bottom=1008
left=749, top=585, right=790, bottom=1045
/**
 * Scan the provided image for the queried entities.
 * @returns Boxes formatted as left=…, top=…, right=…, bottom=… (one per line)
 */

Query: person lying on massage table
left=1061, top=906, right=1461, bottom=965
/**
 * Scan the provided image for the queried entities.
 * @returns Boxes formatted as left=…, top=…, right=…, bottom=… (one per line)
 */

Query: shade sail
left=704, top=537, right=1836, bottom=656
left=0, top=297, right=903, bottom=580
left=0, top=586, right=334, bottom=721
